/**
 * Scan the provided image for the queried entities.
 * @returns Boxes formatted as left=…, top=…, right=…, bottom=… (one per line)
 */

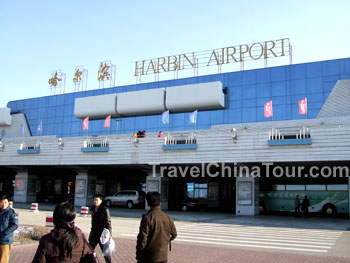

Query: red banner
left=82, top=116, right=89, bottom=130
left=264, top=101, right=273, bottom=118
left=104, top=115, right=111, bottom=128
left=298, top=98, right=307, bottom=115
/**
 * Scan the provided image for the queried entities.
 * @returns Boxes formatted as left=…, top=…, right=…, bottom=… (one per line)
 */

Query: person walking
left=157, top=131, right=164, bottom=138
left=32, top=202, right=92, bottom=263
left=0, top=195, right=18, bottom=263
left=136, top=191, right=177, bottom=263
left=294, top=194, right=300, bottom=217
left=89, top=194, right=112, bottom=263
left=301, top=195, right=310, bottom=218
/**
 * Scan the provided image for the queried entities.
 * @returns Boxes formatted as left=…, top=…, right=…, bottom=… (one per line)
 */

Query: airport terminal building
left=0, top=57, right=350, bottom=216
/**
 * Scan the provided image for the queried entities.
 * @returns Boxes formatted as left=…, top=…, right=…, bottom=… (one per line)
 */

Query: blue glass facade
left=7, top=58, right=350, bottom=138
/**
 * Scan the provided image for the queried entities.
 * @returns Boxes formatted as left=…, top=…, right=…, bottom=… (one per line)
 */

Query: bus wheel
left=322, top=204, right=337, bottom=216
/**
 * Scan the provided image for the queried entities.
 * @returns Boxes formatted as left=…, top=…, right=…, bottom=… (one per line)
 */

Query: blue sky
left=1, top=0, right=350, bottom=107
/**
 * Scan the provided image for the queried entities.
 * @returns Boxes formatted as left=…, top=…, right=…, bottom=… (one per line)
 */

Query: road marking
left=120, top=222, right=343, bottom=253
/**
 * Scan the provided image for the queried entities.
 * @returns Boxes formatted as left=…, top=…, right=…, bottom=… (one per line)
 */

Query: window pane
left=197, top=189, right=207, bottom=198
left=286, top=185, right=305, bottom=191
left=272, top=184, right=285, bottom=191
left=187, top=182, right=194, bottom=197
left=327, top=185, right=348, bottom=191
left=195, top=183, right=207, bottom=188
left=306, top=185, right=326, bottom=191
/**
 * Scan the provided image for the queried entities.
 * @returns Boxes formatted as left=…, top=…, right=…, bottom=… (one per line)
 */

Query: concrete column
left=13, top=170, right=37, bottom=203
left=235, top=169, right=259, bottom=216
left=146, top=171, right=169, bottom=211
left=74, top=170, right=97, bottom=207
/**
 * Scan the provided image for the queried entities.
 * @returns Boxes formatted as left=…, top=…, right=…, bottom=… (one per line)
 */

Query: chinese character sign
left=98, top=62, right=111, bottom=81
left=73, top=67, right=88, bottom=92
left=48, top=70, right=66, bottom=95
left=48, top=71, right=62, bottom=87
left=97, top=61, right=116, bottom=89
left=73, top=69, right=83, bottom=83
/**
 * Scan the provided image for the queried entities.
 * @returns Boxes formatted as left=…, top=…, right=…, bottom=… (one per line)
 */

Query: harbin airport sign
left=134, top=38, right=290, bottom=76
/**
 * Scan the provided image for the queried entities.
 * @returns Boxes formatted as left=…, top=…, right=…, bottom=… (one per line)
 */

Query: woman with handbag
left=32, top=202, right=95, bottom=263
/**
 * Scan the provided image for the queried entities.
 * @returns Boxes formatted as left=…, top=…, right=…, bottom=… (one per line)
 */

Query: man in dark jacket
left=301, top=195, right=310, bottom=218
left=0, top=195, right=18, bottom=263
left=294, top=194, right=300, bottom=217
left=89, top=194, right=112, bottom=263
left=136, top=191, right=177, bottom=263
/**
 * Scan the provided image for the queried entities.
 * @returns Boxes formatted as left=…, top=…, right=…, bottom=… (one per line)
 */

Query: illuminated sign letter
left=182, top=53, right=196, bottom=69
left=157, top=57, right=167, bottom=73
left=135, top=60, right=146, bottom=76
left=239, top=45, right=249, bottom=62
left=168, top=56, right=179, bottom=71
left=264, top=41, right=277, bottom=58
left=135, top=61, right=139, bottom=76
left=249, top=43, right=264, bottom=60
left=226, top=47, right=238, bottom=64
left=207, top=50, right=220, bottom=66
left=276, top=38, right=288, bottom=56
left=145, top=60, right=157, bottom=75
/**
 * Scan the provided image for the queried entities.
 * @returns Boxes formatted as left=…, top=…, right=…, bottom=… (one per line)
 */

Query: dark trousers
left=90, top=240, right=111, bottom=263
left=295, top=206, right=300, bottom=216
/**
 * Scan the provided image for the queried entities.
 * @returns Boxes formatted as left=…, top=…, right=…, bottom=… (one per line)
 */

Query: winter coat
left=0, top=206, right=18, bottom=245
left=301, top=198, right=310, bottom=210
left=88, top=204, right=112, bottom=244
left=294, top=197, right=300, bottom=208
left=31, top=227, right=92, bottom=263
left=136, top=206, right=177, bottom=263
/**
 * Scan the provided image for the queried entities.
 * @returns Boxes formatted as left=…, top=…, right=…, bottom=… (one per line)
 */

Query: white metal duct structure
left=165, top=81, right=225, bottom=112
left=116, top=88, right=166, bottom=116
left=74, top=81, right=225, bottom=119
left=0, top=108, right=12, bottom=126
left=74, top=94, right=118, bottom=120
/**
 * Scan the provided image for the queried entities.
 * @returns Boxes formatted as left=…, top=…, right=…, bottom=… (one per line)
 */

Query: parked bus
left=259, top=184, right=349, bottom=216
